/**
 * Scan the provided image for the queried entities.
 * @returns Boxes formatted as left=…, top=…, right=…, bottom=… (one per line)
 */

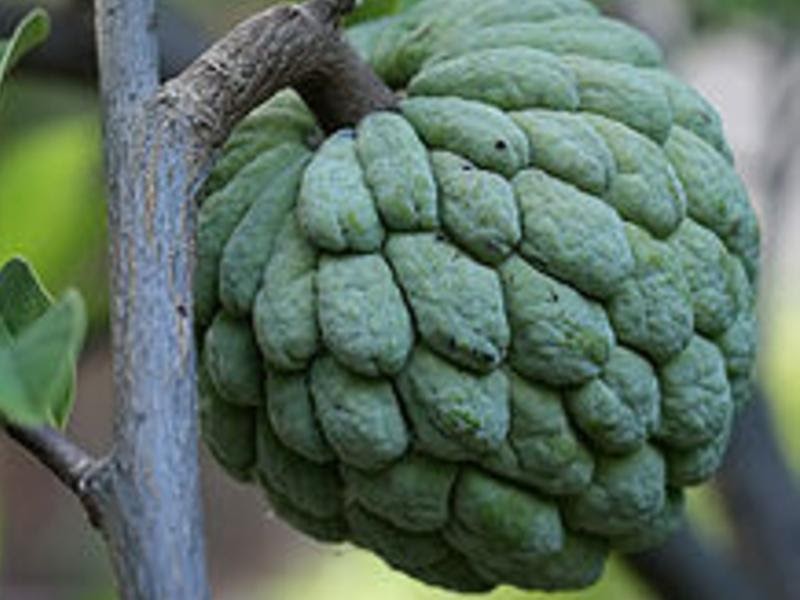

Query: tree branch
left=0, top=1, right=209, bottom=82
left=717, top=386, right=800, bottom=600
left=626, top=523, right=762, bottom=600
left=93, top=0, right=210, bottom=595
left=3, top=423, right=105, bottom=526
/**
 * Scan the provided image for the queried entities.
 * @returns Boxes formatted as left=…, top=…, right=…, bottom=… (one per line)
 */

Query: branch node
left=4, top=423, right=107, bottom=527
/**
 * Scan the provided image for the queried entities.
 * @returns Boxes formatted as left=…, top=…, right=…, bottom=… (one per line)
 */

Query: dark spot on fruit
left=495, top=140, right=507, bottom=151
left=477, top=350, right=496, bottom=364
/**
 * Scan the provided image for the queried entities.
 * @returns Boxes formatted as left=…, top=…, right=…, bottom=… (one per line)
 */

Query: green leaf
left=0, top=258, right=86, bottom=428
left=0, top=256, right=51, bottom=335
left=0, top=8, right=50, bottom=91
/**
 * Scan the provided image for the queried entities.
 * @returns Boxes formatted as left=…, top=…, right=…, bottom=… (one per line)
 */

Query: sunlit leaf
left=0, top=258, right=86, bottom=428
left=0, top=8, right=50, bottom=91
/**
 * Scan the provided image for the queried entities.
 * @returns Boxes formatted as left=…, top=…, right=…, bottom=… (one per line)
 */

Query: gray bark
left=92, top=0, right=211, bottom=596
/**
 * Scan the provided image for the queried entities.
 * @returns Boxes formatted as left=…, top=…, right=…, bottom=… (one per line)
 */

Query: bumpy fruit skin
left=196, top=0, right=759, bottom=592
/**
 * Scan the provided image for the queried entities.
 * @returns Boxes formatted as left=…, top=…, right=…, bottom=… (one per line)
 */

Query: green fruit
left=196, top=0, right=760, bottom=592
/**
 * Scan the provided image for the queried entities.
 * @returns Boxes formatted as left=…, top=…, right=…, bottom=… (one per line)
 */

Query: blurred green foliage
left=0, top=109, right=107, bottom=326
left=688, top=0, right=800, bottom=28
left=765, top=303, right=800, bottom=473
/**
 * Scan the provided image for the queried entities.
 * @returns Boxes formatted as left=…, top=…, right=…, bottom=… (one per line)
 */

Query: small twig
left=3, top=423, right=105, bottom=526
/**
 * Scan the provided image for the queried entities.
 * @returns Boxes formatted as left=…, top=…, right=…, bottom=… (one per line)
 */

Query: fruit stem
left=161, top=0, right=397, bottom=145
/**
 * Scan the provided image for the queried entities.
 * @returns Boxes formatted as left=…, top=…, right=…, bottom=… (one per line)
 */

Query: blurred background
left=0, top=0, right=798, bottom=598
